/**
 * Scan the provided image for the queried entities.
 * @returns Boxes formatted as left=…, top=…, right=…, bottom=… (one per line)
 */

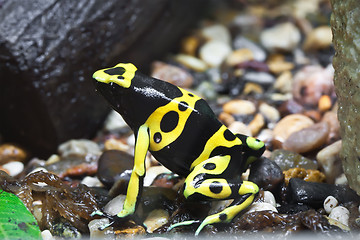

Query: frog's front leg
left=96, top=124, right=149, bottom=229
left=168, top=155, right=259, bottom=235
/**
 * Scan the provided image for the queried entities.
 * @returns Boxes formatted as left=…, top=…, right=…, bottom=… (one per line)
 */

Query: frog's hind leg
left=168, top=155, right=259, bottom=235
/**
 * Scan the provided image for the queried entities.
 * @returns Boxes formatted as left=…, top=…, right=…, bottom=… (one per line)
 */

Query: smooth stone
left=233, top=36, right=266, bottom=62
left=104, top=110, right=129, bottom=132
left=259, top=103, right=280, bottom=123
left=260, top=22, right=301, bottom=52
left=246, top=202, right=278, bottom=213
left=174, top=54, right=208, bottom=72
left=248, top=113, right=265, bottom=136
left=226, top=48, right=254, bottom=66
left=97, top=150, right=133, bottom=189
left=88, top=218, right=113, bottom=238
left=262, top=191, right=277, bottom=207
left=324, top=196, right=339, bottom=214
left=81, top=176, right=103, bottom=187
left=144, top=165, right=172, bottom=187
left=228, top=121, right=252, bottom=137
left=282, top=122, right=329, bottom=153
left=151, top=61, right=193, bottom=88
left=0, top=144, right=27, bottom=165
left=288, top=178, right=360, bottom=208
left=303, top=26, right=333, bottom=51
left=277, top=203, right=311, bottom=214
left=58, top=139, right=101, bottom=157
left=201, top=24, right=231, bottom=44
left=273, top=114, right=314, bottom=144
left=143, top=209, right=169, bottom=233
left=249, top=157, right=284, bottom=192
left=223, top=99, right=256, bottom=115
left=243, top=71, right=275, bottom=85
left=270, top=149, right=318, bottom=171
left=199, top=40, right=232, bottom=67
left=104, top=194, right=126, bottom=216
left=316, top=140, right=342, bottom=184
left=321, top=111, right=341, bottom=144
left=328, top=206, right=350, bottom=227
left=274, top=70, right=293, bottom=94
left=2, top=161, right=24, bottom=176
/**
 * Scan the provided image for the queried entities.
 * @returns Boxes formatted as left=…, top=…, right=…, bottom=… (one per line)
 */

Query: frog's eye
left=246, top=137, right=265, bottom=151
left=93, top=63, right=137, bottom=88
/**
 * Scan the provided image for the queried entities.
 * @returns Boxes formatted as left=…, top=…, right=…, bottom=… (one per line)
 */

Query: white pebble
left=228, top=121, right=252, bottom=137
left=104, top=110, right=128, bottom=132
left=260, top=22, right=301, bottom=52
left=259, top=103, right=280, bottom=123
left=335, top=173, right=348, bottom=185
left=41, top=230, right=54, bottom=240
left=143, top=209, right=169, bottom=233
left=174, top=54, right=208, bottom=72
left=81, top=176, right=103, bottom=187
left=2, top=161, right=24, bottom=176
left=246, top=202, right=278, bottom=213
left=263, top=191, right=276, bottom=207
left=103, top=195, right=126, bottom=216
left=329, top=206, right=350, bottom=227
left=144, top=165, right=172, bottom=186
left=201, top=24, right=231, bottom=44
left=323, top=196, right=338, bottom=214
left=58, top=139, right=101, bottom=157
left=199, top=40, right=232, bottom=67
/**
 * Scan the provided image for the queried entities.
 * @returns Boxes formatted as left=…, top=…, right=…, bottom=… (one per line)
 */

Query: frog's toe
left=168, top=219, right=201, bottom=232
left=91, top=210, right=106, bottom=217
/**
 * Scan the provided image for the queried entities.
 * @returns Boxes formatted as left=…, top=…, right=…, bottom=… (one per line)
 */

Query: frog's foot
left=168, top=219, right=201, bottom=232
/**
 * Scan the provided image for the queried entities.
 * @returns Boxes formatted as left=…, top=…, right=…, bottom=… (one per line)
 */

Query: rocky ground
left=1, top=0, right=360, bottom=239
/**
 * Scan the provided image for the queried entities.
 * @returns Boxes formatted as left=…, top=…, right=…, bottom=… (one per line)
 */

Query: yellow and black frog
left=92, top=63, right=265, bottom=235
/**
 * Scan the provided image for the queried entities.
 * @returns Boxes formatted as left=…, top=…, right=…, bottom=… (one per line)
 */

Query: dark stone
left=97, top=150, right=133, bottom=189
left=0, top=0, right=211, bottom=157
left=277, top=203, right=311, bottom=214
left=248, top=157, right=284, bottom=192
left=288, top=178, right=360, bottom=208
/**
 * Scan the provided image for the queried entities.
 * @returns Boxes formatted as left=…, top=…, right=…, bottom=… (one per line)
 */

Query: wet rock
left=270, top=149, right=318, bottom=171
left=199, top=40, right=232, bottom=67
left=174, top=54, right=208, bottom=72
left=0, top=0, right=210, bottom=157
left=288, top=178, right=360, bottom=208
left=292, top=65, right=334, bottom=107
left=273, top=114, right=314, bottom=145
left=97, top=150, right=133, bottom=189
left=0, top=144, right=27, bottom=165
left=104, top=194, right=126, bottom=216
left=151, top=61, right=193, bottom=88
left=249, top=157, right=284, bottom=192
left=104, top=138, right=130, bottom=152
left=303, top=26, right=333, bottom=51
left=316, top=140, right=342, bottom=184
left=282, top=122, right=329, bottom=153
left=58, top=139, right=101, bottom=157
left=81, top=176, right=103, bottom=187
left=144, top=165, right=172, bottom=187
left=283, top=168, right=326, bottom=185
left=277, top=203, right=311, bottom=214
left=144, top=209, right=169, bottom=233
left=260, top=22, right=301, bottom=52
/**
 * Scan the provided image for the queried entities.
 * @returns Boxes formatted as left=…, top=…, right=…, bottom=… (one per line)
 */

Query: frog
left=92, top=63, right=265, bottom=235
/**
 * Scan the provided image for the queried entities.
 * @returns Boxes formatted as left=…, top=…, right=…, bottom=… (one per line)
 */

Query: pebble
left=335, top=173, right=348, bottom=185
left=2, top=161, right=24, bottom=176
left=316, top=140, right=342, bottom=183
left=260, top=22, right=301, bottom=52
left=0, top=144, right=27, bottom=165
left=233, top=36, right=266, bottom=62
left=267, top=57, right=295, bottom=74
left=174, top=54, right=208, bottom=72
left=201, top=24, right=231, bottom=44
left=199, top=40, right=232, bottom=67
left=104, top=138, right=130, bottom=152
left=88, top=218, right=114, bottom=239
left=292, top=65, right=334, bottom=107
left=81, top=176, right=103, bottom=187
left=222, top=99, right=256, bottom=115
left=274, top=71, right=293, bottom=94
left=248, top=113, right=265, bottom=136
left=103, top=194, right=126, bottom=215
left=324, top=196, right=339, bottom=214
left=58, top=139, right=101, bottom=157
left=256, top=129, right=274, bottom=144
left=270, top=149, right=318, bottom=171
left=318, top=95, right=332, bottom=112
left=273, top=114, right=314, bottom=144
left=283, top=168, right=326, bottom=185
left=303, top=26, right=333, bottom=51
left=181, top=36, right=200, bottom=56
left=144, top=165, right=172, bottom=187
left=151, top=61, right=193, bottom=88
left=262, top=190, right=277, bottom=207
left=226, top=48, right=254, bottom=66
left=243, top=71, right=275, bottom=85
left=104, top=110, right=128, bottom=132
left=321, top=111, right=341, bottom=143
left=243, top=82, right=263, bottom=95
left=249, top=157, right=284, bottom=192
left=228, top=121, right=252, bottom=137
left=282, top=122, right=329, bottom=153
left=143, top=209, right=169, bottom=233
left=278, top=99, right=304, bottom=116
left=218, top=112, right=235, bottom=126
left=246, top=202, right=278, bottom=214
left=328, top=206, right=350, bottom=227
left=288, top=178, right=360, bottom=208
left=41, top=230, right=54, bottom=240
left=259, top=103, right=280, bottom=124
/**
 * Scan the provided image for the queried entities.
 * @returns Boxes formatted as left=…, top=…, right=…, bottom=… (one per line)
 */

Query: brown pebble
left=243, top=82, right=263, bottom=95
left=218, top=112, right=235, bottom=126
left=0, top=144, right=27, bottom=165
left=278, top=99, right=304, bottom=117
left=321, top=111, right=341, bottom=144
left=181, top=36, right=201, bottom=56
left=151, top=61, right=193, bottom=88
left=248, top=113, right=265, bottom=136
left=283, top=167, right=326, bottom=185
left=267, top=54, right=295, bottom=74
left=273, top=114, right=314, bottom=144
left=223, top=99, right=256, bottom=115
left=226, top=48, right=254, bottom=66
left=283, top=122, right=329, bottom=153
left=303, top=110, right=322, bottom=122
left=318, top=95, right=332, bottom=112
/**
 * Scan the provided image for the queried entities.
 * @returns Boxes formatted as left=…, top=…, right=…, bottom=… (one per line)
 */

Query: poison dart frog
left=92, top=63, right=265, bottom=235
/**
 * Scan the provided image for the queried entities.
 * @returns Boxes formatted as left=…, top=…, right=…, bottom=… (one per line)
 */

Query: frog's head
left=92, top=63, right=137, bottom=89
